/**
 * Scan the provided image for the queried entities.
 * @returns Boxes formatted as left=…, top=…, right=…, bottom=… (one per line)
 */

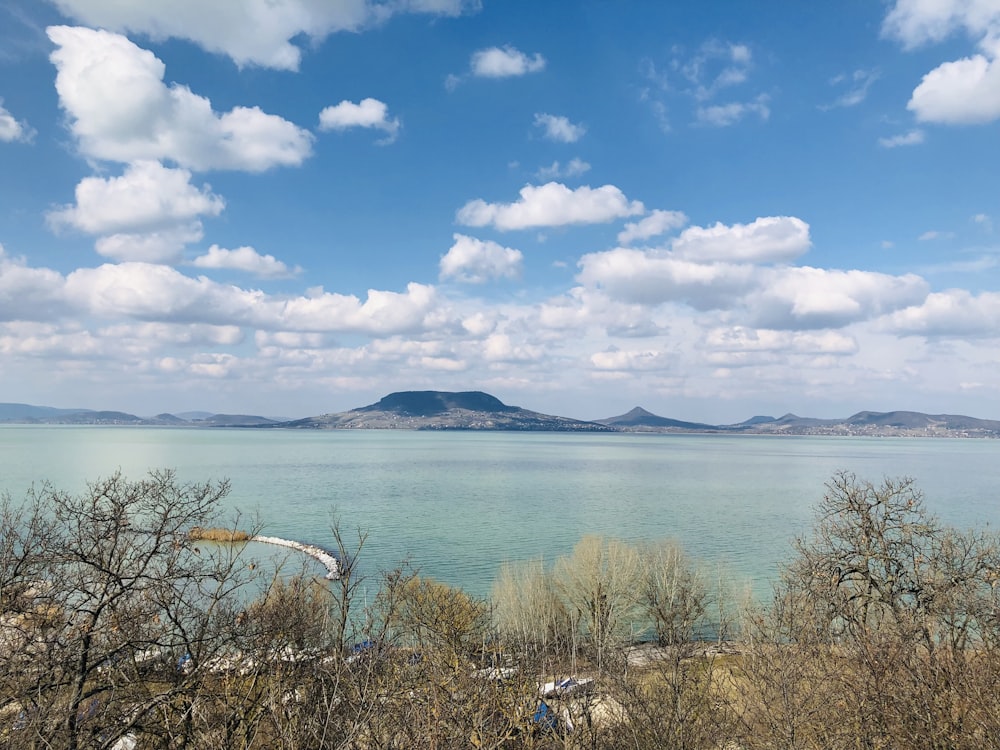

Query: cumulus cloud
left=50, top=0, right=479, bottom=70
left=0, top=246, right=69, bottom=322
left=318, top=98, right=401, bottom=144
left=456, top=182, right=644, bottom=231
left=749, top=266, right=929, bottom=330
left=59, top=262, right=441, bottom=335
left=439, top=234, right=523, bottom=283
left=884, top=289, right=1000, bottom=336
left=0, top=102, right=33, bottom=143
left=533, top=113, right=586, bottom=142
left=882, top=0, right=1000, bottom=124
left=48, top=161, right=224, bottom=236
left=618, top=210, right=689, bottom=245
left=470, top=45, right=545, bottom=77
left=879, top=129, right=925, bottom=147
left=672, top=216, right=811, bottom=263
left=576, top=233, right=927, bottom=330
left=535, top=158, right=591, bottom=180
left=47, top=161, right=225, bottom=264
left=2, top=245, right=444, bottom=338
left=908, top=51, right=1000, bottom=124
left=48, top=26, right=313, bottom=170
left=576, top=248, right=755, bottom=309
left=191, top=245, right=302, bottom=279
left=95, top=226, right=206, bottom=264
left=273, top=282, right=439, bottom=334
left=882, top=0, right=1000, bottom=49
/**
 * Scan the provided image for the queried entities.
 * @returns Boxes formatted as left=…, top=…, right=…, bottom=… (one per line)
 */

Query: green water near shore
left=2, top=426, right=999, bottom=599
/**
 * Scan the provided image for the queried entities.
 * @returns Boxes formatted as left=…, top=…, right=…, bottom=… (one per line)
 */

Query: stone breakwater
left=251, top=535, right=341, bottom=580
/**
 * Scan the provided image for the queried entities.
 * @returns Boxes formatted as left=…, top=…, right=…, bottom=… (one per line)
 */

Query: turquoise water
left=2, top=426, right=999, bottom=599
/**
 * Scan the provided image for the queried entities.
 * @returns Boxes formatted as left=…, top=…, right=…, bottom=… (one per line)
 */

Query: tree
left=553, top=536, right=642, bottom=673
left=736, top=472, right=1000, bottom=750
left=492, top=557, right=573, bottom=662
left=638, top=540, right=711, bottom=646
left=0, top=470, right=261, bottom=749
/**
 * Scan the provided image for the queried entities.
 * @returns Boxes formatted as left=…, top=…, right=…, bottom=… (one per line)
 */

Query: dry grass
left=188, top=526, right=251, bottom=542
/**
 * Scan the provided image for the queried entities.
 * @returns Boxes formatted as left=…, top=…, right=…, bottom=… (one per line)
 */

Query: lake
left=2, top=426, right=999, bottom=600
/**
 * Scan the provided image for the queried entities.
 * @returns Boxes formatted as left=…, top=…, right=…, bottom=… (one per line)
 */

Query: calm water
left=2, top=426, right=999, bottom=599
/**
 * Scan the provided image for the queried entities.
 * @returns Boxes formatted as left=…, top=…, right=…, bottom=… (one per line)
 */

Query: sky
left=0, top=0, right=999, bottom=423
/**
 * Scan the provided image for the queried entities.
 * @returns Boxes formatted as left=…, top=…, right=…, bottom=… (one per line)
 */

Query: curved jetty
left=251, top=535, right=341, bottom=580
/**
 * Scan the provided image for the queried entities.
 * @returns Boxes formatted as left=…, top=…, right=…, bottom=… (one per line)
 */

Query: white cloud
left=618, top=210, right=689, bottom=245
left=191, top=245, right=302, bottom=279
left=590, top=348, right=671, bottom=372
left=749, top=266, right=929, bottom=330
left=50, top=0, right=479, bottom=70
left=318, top=98, right=401, bottom=144
left=481, top=333, right=544, bottom=363
left=696, top=95, right=770, bottom=127
left=439, top=234, right=523, bottom=283
left=533, top=113, right=586, bottom=142
left=47, top=161, right=225, bottom=264
left=96, top=226, right=205, bottom=264
left=576, top=242, right=927, bottom=330
left=576, top=248, right=755, bottom=309
left=822, top=69, right=880, bottom=109
left=878, top=129, right=925, bottom=147
left=672, top=216, right=811, bottom=263
left=2, top=250, right=444, bottom=338
left=0, top=246, right=69, bottom=321
left=882, top=0, right=1000, bottom=124
left=908, top=51, right=1000, bottom=124
left=57, top=262, right=443, bottom=335
left=101, top=321, right=245, bottom=347
left=0, top=102, right=33, bottom=143
left=884, top=289, right=1000, bottom=336
left=457, top=182, right=644, bottom=231
left=705, top=326, right=858, bottom=355
left=48, top=26, right=313, bottom=170
left=48, top=161, right=224, bottom=236
left=263, top=281, right=440, bottom=334
left=470, top=45, right=545, bottom=78
left=882, top=0, right=1000, bottom=50
left=918, top=230, right=953, bottom=241
left=682, top=40, right=755, bottom=101
left=535, top=158, right=591, bottom=180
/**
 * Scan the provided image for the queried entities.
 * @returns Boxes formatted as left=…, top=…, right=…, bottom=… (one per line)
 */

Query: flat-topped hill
left=286, top=390, right=611, bottom=431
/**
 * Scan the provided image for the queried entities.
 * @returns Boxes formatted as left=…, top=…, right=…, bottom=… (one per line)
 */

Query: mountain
left=843, top=411, right=1000, bottom=432
left=596, top=407, right=715, bottom=431
left=284, top=390, right=613, bottom=431
left=2, top=397, right=999, bottom=436
left=0, top=404, right=275, bottom=427
left=0, top=403, right=94, bottom=421
left=196, top=414, right=280, bottom=427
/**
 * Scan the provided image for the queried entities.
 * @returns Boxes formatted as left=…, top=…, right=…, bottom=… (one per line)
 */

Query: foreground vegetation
left=1, top=470, right=999, bottom=748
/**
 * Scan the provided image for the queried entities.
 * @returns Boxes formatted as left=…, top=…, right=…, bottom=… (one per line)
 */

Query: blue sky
left=1, top=0, right=999, bottom=422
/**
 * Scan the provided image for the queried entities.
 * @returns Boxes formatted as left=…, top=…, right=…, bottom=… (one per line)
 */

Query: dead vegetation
left=188, top=526, right=252, bottom=542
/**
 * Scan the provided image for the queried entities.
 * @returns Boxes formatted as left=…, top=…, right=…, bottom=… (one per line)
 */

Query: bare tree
left=0, top=470, right=262, bottom=750
left=736, top=472, right=1000, bottom=750
left=553, top=536, right=642, bottom=673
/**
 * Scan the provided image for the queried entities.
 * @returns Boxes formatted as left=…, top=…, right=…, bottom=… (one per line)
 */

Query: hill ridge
left=3, top=395, right=999, bottom=436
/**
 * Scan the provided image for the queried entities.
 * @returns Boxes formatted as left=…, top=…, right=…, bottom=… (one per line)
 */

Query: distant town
left=3, top=391, right=999, bottom=438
